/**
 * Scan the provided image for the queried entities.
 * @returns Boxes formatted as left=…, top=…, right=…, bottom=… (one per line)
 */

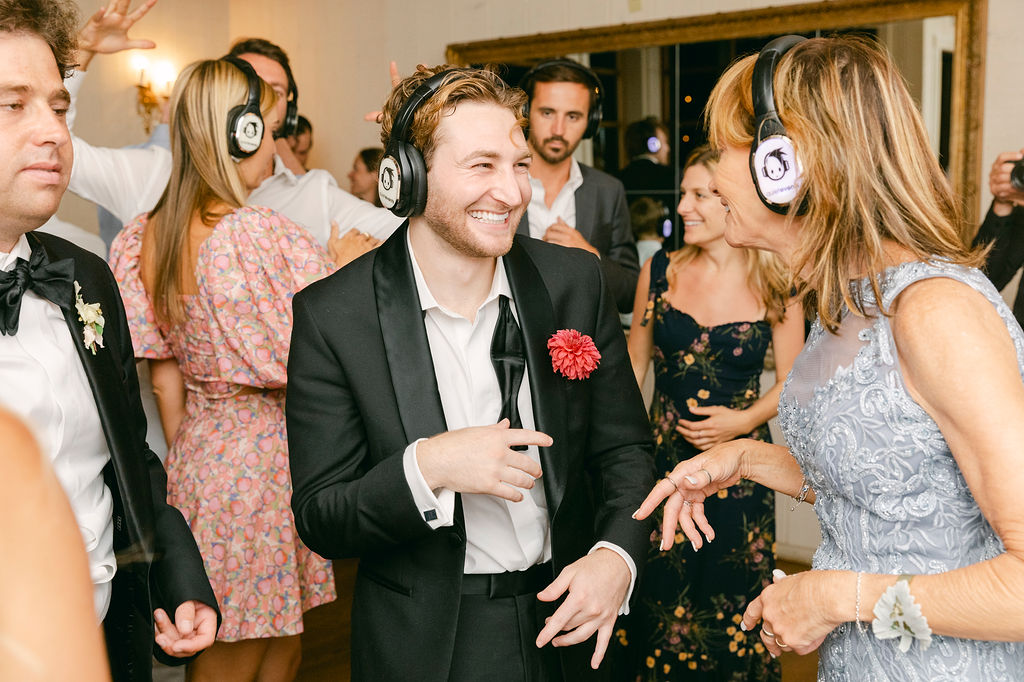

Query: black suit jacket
left=28, top=231, right=218, bottom=681
left=974, top=202, right=1024, bottom=327
left=518, top=164, right=640, bottom=314
left=286, top=223, right=654, bottom=681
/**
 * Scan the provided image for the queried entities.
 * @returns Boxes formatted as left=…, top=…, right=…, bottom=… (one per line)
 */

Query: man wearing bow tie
left=287, top=65, right=654, bottom=681
left=0, top=2, right=217, bottom=679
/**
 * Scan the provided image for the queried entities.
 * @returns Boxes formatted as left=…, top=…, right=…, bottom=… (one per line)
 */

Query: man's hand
left=153, top=600, right=217, bottom=657
left=535, top=548, right=630, bottom=669
left=542, top=218, right=599, bottom=257
left=364, top=61, right=403, bottom=123
left=327, top=222, right=381, bottom=268
left=77, top=0, right=158, bottom=71
left=989, top=148, right=1024, bottom=216
left=416, top=419, right=551, bottom=501
left=276, top=137, right=306, bottom=176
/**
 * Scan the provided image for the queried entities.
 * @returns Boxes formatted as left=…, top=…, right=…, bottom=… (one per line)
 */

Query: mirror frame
left=447, top=0, right=988, bottom=223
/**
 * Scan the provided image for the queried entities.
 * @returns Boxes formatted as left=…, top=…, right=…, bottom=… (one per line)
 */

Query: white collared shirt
left=526, top=157, right=584, bottom=240
left=400, top=235, right=635, bottom=611
left=64, top=70, right=402, bottom=246
left=0, top=235, right=115, bottom=621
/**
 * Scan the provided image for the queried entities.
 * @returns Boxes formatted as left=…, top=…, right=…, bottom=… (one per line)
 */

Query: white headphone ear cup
left=234, top=112, right=264, bottom=155
left=751, top=135, right=802, bottom=207
left=378, top=155, right=402, bottom=211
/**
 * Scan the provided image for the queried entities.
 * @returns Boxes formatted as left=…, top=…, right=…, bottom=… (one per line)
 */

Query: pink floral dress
left=109, top=206, right=337, bottom=641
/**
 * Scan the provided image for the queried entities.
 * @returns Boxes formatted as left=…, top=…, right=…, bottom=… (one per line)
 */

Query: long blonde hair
left=706, top=35, right=980, bottom=332
left=148, top=59, right=277, bottom=324
left=667, top=145, right=791, bottom=325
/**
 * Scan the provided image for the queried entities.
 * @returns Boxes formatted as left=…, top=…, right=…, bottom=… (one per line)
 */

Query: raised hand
left=416, top=419, right=551, bottom=502
left=78, top=0, right=158, bottom=66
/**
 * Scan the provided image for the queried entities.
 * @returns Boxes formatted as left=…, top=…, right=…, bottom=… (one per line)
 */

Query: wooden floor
left=295, top=558, right=819, bottom=681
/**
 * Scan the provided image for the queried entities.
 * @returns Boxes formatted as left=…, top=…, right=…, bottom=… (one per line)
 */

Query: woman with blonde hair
left=109, top=58, right=337, bottom=680
left=637, top=35, right=1024, bottom=679
left=620, top=144, right=803, bottom=679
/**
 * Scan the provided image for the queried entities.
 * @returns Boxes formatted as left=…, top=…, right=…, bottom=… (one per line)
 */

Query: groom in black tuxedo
left=0, top=2, right=217, bottom=679
left=287, top=65, right=654, bottom=681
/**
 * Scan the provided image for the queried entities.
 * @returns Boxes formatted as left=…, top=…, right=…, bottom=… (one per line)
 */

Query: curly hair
left=379, top=64, right=526, bottom=168
left=0, top=0, right=79, bottom=78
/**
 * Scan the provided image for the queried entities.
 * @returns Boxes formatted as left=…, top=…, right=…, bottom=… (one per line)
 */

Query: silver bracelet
left=855, top=571, right=864, bottom=632
left=789, top=478, right=811, bottom=511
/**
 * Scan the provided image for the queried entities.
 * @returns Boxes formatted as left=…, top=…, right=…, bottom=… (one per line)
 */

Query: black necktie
left=0, top=246, right=75, bottom=336
left=490, top=295, right=527, bottom=450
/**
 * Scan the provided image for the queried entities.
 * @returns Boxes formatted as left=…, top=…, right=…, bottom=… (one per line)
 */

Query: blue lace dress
left=777, top=260, right=1024, bottom=681
left=615, top=249, right=780, bottom=681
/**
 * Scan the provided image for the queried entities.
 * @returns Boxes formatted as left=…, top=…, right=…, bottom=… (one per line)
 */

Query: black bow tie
left=0, top=245, right=75, bottom=335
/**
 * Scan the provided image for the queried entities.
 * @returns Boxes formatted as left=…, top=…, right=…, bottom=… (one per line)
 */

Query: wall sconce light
left=132, top=55, right=176, bottom=135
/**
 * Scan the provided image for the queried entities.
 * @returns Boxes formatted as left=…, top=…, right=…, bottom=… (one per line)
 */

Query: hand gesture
left=542, top=218, right=599, bottom=257
left=742, top=568, right=845, bottom=657
left=676, top=404, right=754, bottom=450
left=153, top=600, right=217, bottom=657
left=990, top=149, right=1024, bottom=211
left=327, top=222, right=381, bottom=269
left=634, top=439, right=757, bottom=550
left=79, top=0, right=158, bottom=57
left=364, top=61, right=403, bottom=123
left=416, top=419, right=550, bottom=501
left=535, top=548, right=631, bottom=669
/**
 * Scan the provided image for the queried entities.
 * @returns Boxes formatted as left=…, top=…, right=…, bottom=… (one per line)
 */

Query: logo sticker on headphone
left=378, top=156, right=400, bottom=209
left=235, top=112, right=264, bottom=155
left=753, top=135, right=801, bottom=205
left=646, top=136, right=662, bottom=154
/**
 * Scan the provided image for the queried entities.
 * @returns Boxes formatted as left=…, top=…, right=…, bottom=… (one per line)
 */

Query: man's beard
left=422, top=197, right=522, bottom=259
left=530, top=132, right=580, bottom=165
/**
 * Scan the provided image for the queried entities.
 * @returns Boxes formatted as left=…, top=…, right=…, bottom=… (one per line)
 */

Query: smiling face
left=677, top=163, right=726, bottom=248
left=418, top=100, right=532, bottom=258
left=0, top=32, right=72, bottom=248
left=710, top=143, right=798, bottom=258
left=526, top=81, right=590, bottom=166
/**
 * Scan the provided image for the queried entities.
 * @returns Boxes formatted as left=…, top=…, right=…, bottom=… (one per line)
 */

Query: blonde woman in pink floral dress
left=108, top=59, right=336, bottom=681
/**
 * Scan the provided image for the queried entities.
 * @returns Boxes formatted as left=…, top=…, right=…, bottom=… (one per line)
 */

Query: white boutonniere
left=74, top=281, right=105, bottom=355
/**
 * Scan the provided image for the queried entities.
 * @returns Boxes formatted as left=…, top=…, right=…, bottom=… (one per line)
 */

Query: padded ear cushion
left=280, top=98, right=299, bottom=138
left=379, top=141, right=429, bottom=218
left=223, top=56, right=264, bottom=160
left=403, top=143, right=429, bottom=217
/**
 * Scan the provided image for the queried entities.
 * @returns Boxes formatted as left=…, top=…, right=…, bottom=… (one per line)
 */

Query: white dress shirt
left=0, top=235, right=115, bottom=621
left=526, top=157, right=584, bottom=240
left=64, top=71, right=402, bottom=246
left=400, top=235, right=635, bottom=611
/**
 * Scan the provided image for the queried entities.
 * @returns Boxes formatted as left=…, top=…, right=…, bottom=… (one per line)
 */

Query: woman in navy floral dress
left=617, top=146, right=803, bottom=681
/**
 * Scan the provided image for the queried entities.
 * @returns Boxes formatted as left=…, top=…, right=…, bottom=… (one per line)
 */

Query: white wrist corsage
left=871, top=575, right=932, bottom=652
left=74, top=281, right=105, bottom=355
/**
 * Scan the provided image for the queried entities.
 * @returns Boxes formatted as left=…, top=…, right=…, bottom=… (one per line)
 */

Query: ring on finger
left=664, top=474, right=682, bottom=492
left=761, top=626, right=775, bottom=638
left=683, top=500, right=692, bottom=508
left=776, top=636, right=789, bottom=649
left=699, top=468, right=713, bottom=486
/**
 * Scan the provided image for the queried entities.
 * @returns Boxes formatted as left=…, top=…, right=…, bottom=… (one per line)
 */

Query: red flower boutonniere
left=547, top=329, right=601, bottom=380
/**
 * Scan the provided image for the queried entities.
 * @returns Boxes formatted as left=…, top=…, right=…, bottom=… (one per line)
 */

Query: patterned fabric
left=109, top=206, right=337, bottom=641
left=778, top=260, right=1024, bottom=680
left=616, top=249, right=780, bottom=681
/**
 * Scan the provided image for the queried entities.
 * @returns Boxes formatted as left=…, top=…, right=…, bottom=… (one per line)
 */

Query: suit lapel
left=574, top=169, right=596, bottom=243
left=372, top=222, right=448, bottom=445
left=503, top=239, right=569, bottom=518
left=516, top=210, right=530, bottom=237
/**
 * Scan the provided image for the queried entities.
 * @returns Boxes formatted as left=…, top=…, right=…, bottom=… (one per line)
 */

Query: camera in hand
left=1011, top=159, right=1024, bottom=191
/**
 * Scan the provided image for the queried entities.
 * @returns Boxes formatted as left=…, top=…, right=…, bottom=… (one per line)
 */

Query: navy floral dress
left=615, top=249, right=780, bottom=681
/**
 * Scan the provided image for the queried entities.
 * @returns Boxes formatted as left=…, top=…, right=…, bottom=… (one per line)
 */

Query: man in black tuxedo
left=0, top=2, right=217, bottom=679
left=516, top=59, right=639, bottom=314
left=287, top=65, right=654, bottom=681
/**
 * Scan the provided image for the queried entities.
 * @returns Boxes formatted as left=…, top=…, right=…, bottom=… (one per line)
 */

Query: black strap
left=490, top=295, right=527, bottom=450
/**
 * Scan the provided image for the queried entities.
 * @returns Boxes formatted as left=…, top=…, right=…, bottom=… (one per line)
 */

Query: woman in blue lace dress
left=618, top=146, right=803, bottom=681
left=637, top=36, right=1024, bottom=681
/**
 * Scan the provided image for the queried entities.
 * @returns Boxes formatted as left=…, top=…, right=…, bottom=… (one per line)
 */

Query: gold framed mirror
left=447, top=0, right=987, bottom=224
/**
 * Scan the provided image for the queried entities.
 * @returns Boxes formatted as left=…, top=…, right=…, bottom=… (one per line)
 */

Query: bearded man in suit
left=0, top=1, right=217, bottom=679
left=286, top=65, right=654, bottom=681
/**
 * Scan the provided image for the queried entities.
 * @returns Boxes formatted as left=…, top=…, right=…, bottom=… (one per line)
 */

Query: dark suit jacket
left=974, top=203, right=1024, bottom=327
left=286, top=223, right=654, bottom=681
left=28, top=231, right=218, bottom=682
left=518, top=164, right=640, bottom=314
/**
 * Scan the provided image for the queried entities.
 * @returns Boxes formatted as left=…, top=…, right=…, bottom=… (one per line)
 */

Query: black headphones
left=750, top=35, right=806, bottom=214
left=222, top=56, right=265, bottom=160
left=280, top=81, right=299, bottom=139
left=378, top=69, right=469, bottom=217
left=519, top=59, right=603, bottom=140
